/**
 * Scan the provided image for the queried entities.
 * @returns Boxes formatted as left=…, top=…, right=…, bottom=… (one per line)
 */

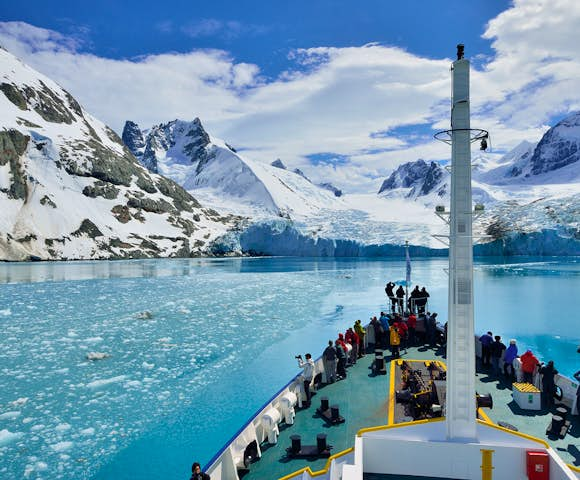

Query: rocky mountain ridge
left=123, top=118, right=343, bottom=218
left=0, top=48, right=237, bottom=261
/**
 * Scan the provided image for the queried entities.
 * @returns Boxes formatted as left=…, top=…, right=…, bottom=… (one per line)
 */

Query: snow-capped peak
left=378, top=159, right=447, bottom=199
left=530, top=111, right=580, bottom=175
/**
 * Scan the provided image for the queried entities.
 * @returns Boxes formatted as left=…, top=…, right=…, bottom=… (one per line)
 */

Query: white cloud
left=1, top=1, right=580, bottom=193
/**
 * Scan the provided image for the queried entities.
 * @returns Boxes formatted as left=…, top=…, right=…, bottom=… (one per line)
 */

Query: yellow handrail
left=476, top=420, right=550, bottom=448
left=357, top=416, right=445, bottom=437
left=477, top=407, right=493, bottom=424
left=278, top=447, right=354, bottom=480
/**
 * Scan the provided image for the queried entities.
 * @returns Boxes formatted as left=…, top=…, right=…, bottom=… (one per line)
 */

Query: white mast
left=445, top=44, right=477, bottom=441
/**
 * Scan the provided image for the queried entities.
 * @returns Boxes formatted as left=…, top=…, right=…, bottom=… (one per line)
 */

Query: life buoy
left=553, top=385, right=563, bottom=402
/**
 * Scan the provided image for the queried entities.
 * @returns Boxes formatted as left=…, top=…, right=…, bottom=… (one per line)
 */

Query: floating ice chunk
left=22, top=417, right=34, bottom=424
left=0, top=429, right=23, bottom=446
left=80, top=427, right=95, bottom=436
left=0, top=411, right=21, bottom=420
left=85, top=337, right=103, bottom=343
left=50, top=441, right=73, bottom=452
left=35, top=461, right=48, bottom=471
left=10, top=397, right=28, bottom=407
left=55, top=423, right=71, bottom=432
left=86, top=376, right=127, bottom=389
left=142, top=362, right=154, bottom=370
left=125, top=380, right=142, bottom=388
left=0, top=308, right=11, bottom=316
left=86, top=352, right=111, bottom=361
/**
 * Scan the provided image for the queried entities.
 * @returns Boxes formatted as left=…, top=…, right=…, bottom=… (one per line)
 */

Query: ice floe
left=86, top=376, right=127, bottom=389
left=85, top=352, right=111, bottom=361
left=50, top=441, right=73, bottom=452
left=0, top=411, right=21, bottom=420
left=0, top=429, right=23, bottom=446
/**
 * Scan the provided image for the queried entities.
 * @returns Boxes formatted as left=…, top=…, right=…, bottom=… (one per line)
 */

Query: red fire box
left=526, top=450, right=549, bottom=480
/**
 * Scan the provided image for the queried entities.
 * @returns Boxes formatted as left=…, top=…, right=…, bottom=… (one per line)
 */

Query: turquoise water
left=0, top=257, right=578, bottom=479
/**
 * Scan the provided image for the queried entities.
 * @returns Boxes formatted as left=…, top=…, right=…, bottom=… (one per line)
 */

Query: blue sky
left=2, top=0, right=507, bottom=76
left=1, top=0, right=580, bottom=192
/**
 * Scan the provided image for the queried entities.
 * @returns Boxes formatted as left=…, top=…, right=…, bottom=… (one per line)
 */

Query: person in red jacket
left=395, top=319, right=408, bottom=354
left=407, top=313, right=417, bottom=346
left=520, top=349, right=540, bottom=384
left=345, top=328, right=359, bottom=364
left=336, top=333, right=349, bottom=360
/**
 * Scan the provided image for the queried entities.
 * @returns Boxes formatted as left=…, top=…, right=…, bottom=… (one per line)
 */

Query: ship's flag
left=406, top=247, right=411, bottom=287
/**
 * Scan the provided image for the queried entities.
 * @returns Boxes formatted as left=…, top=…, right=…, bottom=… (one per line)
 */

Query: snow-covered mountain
left=474, top=141, right=536, bottom=184
left=124, top=118, right=343, bottom=219
left=0, top=48, right=236, bottom=261
left=378, top=159, right=448, bottom=199
left=122, top=111, right=579, bottom=255
left=530, top=112, right=580, bottom=175
left=2, top=44, right=576, bottom=261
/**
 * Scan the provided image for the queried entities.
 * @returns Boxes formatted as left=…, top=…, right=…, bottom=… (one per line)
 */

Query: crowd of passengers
left=297, top=283, right=444, bottom=407
left=477, top=332, right=577, bottom=410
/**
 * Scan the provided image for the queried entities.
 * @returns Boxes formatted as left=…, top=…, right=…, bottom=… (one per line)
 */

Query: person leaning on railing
left=520, top=349, right=540, bottom=384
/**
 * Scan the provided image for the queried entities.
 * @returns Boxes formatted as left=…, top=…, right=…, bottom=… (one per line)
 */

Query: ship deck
left=240, top=342, right=580, bottom=480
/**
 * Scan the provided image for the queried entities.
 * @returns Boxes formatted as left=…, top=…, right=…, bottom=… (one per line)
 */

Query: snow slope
left=125, top=119, right=344, bottom=218
left=0, top=48, right=236, bottom=261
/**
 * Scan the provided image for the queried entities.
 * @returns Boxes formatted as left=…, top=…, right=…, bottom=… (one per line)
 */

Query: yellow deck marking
left=388, top=360, right=396, bottom=425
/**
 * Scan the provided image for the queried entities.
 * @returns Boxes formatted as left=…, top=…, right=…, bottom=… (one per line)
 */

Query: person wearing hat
left=520, top=349, right=540, bottom=384
left=190, top=462, right=210, bottom=480
left=503, top=339, right=518, bottom=381
left=354, top=320, right=366, bottom=357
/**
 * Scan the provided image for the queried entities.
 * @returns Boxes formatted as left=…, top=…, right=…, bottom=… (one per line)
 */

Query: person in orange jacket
left=520, top=349, right=540, bottom=384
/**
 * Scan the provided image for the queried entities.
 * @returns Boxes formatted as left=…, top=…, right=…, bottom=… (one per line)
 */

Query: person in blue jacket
left=479, top=331, right=493, bottom=367
left=503, top=339, right=518, bottom=381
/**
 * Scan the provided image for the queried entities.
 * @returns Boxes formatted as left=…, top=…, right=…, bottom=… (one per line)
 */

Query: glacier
left=208, top=219, right=580, bottom=257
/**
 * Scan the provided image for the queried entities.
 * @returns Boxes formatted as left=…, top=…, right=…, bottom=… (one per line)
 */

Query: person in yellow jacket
left=354, top=319, right=366, bottom=358
left=389, top=324, right=401, bottom=359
